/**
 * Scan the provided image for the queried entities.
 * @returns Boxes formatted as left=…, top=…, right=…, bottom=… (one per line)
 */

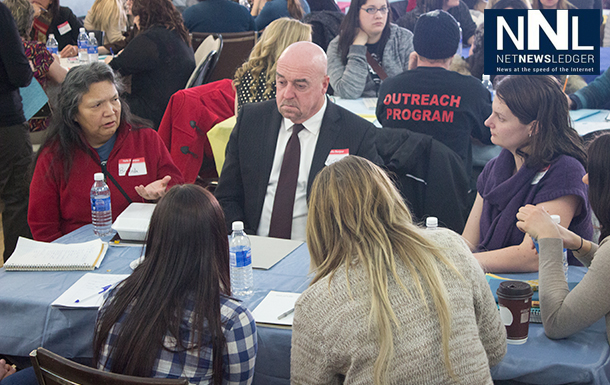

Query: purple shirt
left=477, top=149, right=592, bottom=265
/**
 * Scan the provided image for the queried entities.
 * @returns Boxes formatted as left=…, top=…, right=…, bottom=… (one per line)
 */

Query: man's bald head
left=278, top=41, right=328, bottom=79
left=275, top=42, right=330, bottom=124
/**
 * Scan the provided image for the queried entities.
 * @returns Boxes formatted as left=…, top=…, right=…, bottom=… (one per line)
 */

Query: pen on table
left=110, top=48, right=115, bottom=58
left=277, top=308, right=295, bottom=320
left=574, top=110, right=602, bottom=121
left=74, top=284, right=113, bottom=303
left=562, top=75, right=570, bottom=92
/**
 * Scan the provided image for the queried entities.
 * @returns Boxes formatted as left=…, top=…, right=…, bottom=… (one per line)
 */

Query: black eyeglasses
left=360, top=6, right=389, bottom=14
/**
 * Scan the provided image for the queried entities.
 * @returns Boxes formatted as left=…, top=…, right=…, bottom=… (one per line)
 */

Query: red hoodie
left=29, top=123, right=184, bottom=242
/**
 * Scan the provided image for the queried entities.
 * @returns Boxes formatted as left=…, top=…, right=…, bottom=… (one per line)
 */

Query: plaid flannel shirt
left=98, top=295, right=257, bottom=385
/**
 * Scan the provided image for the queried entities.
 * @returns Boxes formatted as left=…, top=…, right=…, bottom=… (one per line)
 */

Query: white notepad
left=251, top=291, right=301, bottom=326
left=4, top=237, right=108, bottom=271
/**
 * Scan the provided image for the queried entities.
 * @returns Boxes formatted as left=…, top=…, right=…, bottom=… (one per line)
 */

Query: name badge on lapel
left=57, top=21, right=71, bottom=35
left=128, top=157, right=148, bottom=176
left=325, top=149, right=349, bottom=166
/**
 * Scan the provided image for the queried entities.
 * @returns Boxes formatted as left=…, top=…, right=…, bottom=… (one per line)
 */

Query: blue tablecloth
left=1, top=225, right=609, bottom=384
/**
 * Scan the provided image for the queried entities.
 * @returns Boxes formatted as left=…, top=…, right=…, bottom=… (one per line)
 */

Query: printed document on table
left=252, top=291, right=301, bottom=326
left=52, top=273, right=129, bottom=308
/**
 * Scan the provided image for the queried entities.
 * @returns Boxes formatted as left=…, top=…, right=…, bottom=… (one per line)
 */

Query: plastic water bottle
left=426, top=217, right=438, bottom=230
left=90, top=173, right=112, bottom=236
left=46, top=34, right=58, bottom=55
left=550, top=215, right=569, bottom=281
left=229, top=221, right=253, bottom=297
left=87, top=32, right=98, bottom=63
left=532, top=215, right=568, bottom=281
left=482, top=74, right=495, bottom=100
left=456, top=22, right=463, bottom=56
left=77, top=27, right=89, bottom=63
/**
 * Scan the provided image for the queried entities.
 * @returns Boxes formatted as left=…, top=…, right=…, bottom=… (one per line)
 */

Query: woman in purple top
left=462, top=75, right=592, bottom=273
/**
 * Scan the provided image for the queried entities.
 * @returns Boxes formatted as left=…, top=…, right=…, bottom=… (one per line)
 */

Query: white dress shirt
left=257, top=98, right=327, bottom=241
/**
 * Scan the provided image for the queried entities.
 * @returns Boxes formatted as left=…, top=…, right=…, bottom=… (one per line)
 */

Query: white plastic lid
left=232, top=221, right=244, bottom=231
left=80, top=27, right=86, bottom=32
left=426, top=217, right=438, bottom=227
left=48, top=33, right=55, bottom=39
left=482, top=74, right=491, bottom=81
left=94, top=172, right=104, bottom=181
left=550, top=214, right=561, bottom=224
left=89, top=32, right=95, bottom=38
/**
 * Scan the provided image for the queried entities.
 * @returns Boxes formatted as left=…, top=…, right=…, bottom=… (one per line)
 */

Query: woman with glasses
left=327, top=0, right=413, bottom=98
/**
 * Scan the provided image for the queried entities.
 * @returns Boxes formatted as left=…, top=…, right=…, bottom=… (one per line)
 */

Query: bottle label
left=91, top=196, right=111, bottom=212
left=78, top=40, right=87, bottom=50
left=230, top=248, right=252, bottom=268
left=47, top=46, right=58, bottom=55
left=88, top=45, right=98, bottom=54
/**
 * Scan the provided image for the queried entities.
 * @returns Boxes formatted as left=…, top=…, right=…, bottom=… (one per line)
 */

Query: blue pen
left=109, top=47, right=115, bottom=57
left=574, top=110, right=601, bottom=122
left=75, top=284, right=113, bottom=303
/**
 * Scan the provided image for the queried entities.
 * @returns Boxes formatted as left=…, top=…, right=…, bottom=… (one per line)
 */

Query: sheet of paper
left=20, top=79, right=48, bottom=121
left=251, top=291, right=301, bottom=326
left=573, top=121, right=610, bottom=136
left=52, top=273, right=129, bottom=308
left=249, top=235, right=304, bottom=270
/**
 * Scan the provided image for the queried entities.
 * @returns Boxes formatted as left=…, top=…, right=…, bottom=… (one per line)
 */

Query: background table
left=1, top=226, right=609, bottom=384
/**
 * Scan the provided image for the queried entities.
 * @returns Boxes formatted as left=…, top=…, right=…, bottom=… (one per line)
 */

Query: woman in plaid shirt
left=93, top=185, right=257, bottom=384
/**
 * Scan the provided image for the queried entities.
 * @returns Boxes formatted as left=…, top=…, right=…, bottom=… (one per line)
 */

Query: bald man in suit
left=215, top=41, right=380, bottom=241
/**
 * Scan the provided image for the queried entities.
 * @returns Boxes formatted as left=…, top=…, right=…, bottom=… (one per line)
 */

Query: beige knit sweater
left=291, top=229, right=507, bottom=384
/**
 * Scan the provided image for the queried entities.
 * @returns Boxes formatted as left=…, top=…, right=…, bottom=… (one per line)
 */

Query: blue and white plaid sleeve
left=222, top=300, right=258, bottom=385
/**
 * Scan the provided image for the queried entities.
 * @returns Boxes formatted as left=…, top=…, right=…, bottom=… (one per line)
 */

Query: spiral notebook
left=4, top=237, right=108, bottom=271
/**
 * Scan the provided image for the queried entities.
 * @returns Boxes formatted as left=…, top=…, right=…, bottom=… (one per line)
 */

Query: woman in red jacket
left=28, top=62, right=184, bottom=242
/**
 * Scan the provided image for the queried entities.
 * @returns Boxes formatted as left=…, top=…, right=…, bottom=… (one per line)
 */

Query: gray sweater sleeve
left=327, top=24, right=414, bottom=99
left=538, top=237, right=610, bottom=342
left=327, top=37, right=371, bottom=99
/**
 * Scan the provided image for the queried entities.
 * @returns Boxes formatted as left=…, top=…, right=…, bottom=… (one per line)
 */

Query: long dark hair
left=587, top=134, right=610, bottom=242
left=93, top=185, right=231, bottom=385
left=495, top=75, right=587, bottom=169
left=47, top=0, right=60, bottom=19
left=33, top=62, right=148, bottom=179
left=338, top=0, right=391, bottom=65
left=132, top=0, right=190, bottom=45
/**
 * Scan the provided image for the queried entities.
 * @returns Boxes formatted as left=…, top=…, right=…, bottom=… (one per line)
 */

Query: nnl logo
left=484, top=9, right=600, bottom=75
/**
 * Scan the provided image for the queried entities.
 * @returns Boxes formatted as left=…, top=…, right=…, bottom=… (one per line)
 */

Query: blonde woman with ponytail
left=291, top=156, right=506, bottom=385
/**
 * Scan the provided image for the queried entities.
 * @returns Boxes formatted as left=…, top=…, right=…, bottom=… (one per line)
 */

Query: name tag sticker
left=128, top=157, right=147, bottom=176
left=118, top=158, right=132, bottom=176
left=325, top=149, right=349, bottom=166
left=57, top=21, right=71, bottom=35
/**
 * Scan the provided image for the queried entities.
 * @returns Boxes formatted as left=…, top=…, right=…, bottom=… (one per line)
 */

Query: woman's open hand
left=135, top=175, right=171, bottom=201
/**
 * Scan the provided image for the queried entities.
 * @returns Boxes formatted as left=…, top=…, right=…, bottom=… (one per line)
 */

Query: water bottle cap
left=80, top=27, right=85, bottom=32
left=550, top=214, right=561, bottom=224
left=94, top=173, right=104, bottom=181
left=482, top=74, right=490, bottom=81
left=426, top=217, right=438, bottom=227
left=232, top=221, right=244, bottom=231
left=89, top=32, right=95, bottom=38
left=48, top=34, right=55, bottom=39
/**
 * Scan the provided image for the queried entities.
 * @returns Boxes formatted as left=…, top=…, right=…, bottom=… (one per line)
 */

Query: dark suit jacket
left=215, top=98, right=381, bottom=233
